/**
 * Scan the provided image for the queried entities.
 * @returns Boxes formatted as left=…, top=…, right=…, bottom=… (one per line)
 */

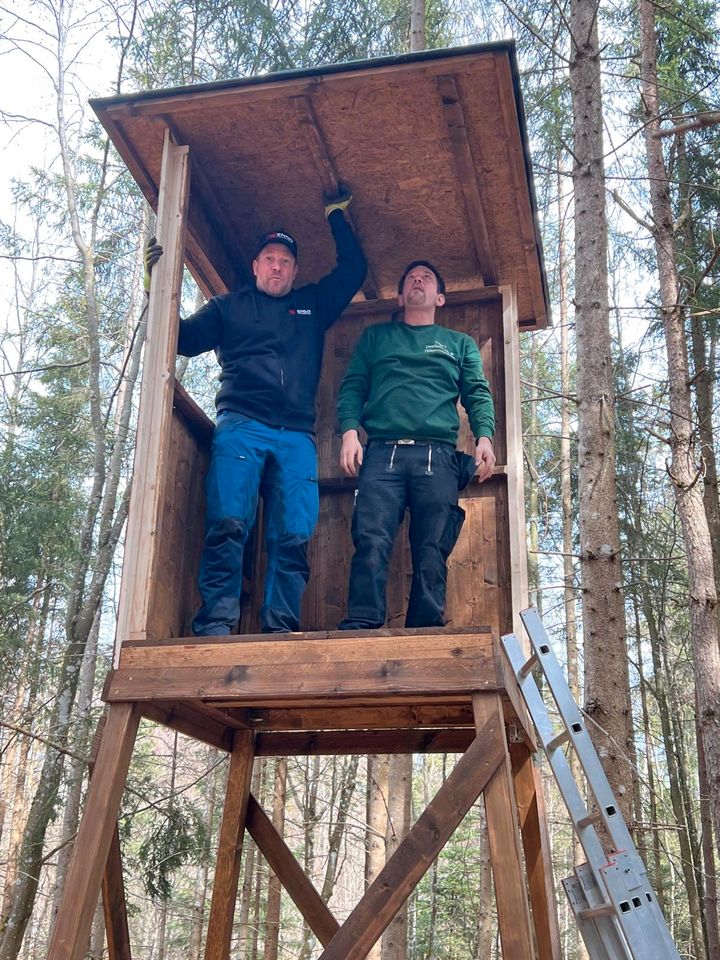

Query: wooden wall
left=139, top=293, right=512, bottom=641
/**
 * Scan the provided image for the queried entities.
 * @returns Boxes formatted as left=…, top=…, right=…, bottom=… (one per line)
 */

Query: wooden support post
left=437, top=75, right=496, bottom=286
left=114, top=128, right=190, bottom=657
left=501, top=283, right=530, bottom=644
left=86, top=712, right=132, bottom=960
left=510, top=742, right=562, bottom=960
left=102, top=828, right=133, bottom=960
left=204, top=730, right=255, bottom=960
left=291, top=95, right=380, bottom=299
left=246, top=795, right=339, bottom=946
left=472, top=693, right=536, bottom=959
left=318, top=719, right=504, bottom=960
left=48, top=703, right=141, bottom=960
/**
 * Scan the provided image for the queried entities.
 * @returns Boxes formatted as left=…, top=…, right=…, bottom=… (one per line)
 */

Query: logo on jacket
left=425, top=341, right=456, bottom=359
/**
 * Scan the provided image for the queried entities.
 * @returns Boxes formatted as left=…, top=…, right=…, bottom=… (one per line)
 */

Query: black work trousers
left=339, top=442, right=466, bottom=629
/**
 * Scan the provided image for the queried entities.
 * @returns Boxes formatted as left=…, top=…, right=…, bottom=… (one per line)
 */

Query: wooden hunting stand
left=49, top=44, right=560, bottom=960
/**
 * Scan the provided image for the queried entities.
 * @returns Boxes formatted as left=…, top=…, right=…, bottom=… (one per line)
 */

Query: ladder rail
left=502, top=610, right=682, bottom=960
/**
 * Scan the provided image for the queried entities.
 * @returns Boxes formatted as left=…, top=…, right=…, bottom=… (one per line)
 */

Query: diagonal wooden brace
left=318, top=716, right=505, bottom=960
left=246, top=795, right=339, bottom=946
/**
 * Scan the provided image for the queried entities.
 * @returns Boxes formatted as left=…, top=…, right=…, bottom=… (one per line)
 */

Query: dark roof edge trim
left=90, top=40, right=516, bottom=109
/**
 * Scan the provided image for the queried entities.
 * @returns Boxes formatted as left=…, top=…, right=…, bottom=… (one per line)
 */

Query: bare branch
left=611, top=188, right=655, bottom=234
left=653, top=111, right=720, bottom=139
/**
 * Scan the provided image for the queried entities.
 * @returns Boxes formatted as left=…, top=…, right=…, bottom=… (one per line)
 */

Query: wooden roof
left=92, top=42, right=550, bottom=328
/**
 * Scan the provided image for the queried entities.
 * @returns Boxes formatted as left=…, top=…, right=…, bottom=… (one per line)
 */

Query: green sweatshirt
left=337, top=320, right=495, bottom=446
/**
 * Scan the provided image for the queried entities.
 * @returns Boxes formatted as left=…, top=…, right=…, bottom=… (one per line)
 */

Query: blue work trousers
left=339, top=442, right=466, bottom=630
left=192, top=413, right=319, bottom=635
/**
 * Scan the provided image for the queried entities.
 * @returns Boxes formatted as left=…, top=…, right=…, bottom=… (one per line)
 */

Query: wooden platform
left=105, top=627, right=535, bottom=752
left=49, top=630, right=560, bottom=960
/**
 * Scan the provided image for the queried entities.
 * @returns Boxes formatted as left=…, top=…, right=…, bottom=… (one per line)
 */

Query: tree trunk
left=639, top=0, right=720, bottom=873
left=382, top=754, right=412, bottom=960
left=366, top=756, right=389, bottom=960
left=190, top=747, right=221, bottom=960
left=409, top=0, right=424, bottom=52
left=262, top=759, right=287, bottom=960
left=568, top=0, right=635, bottom=822
left=237, top=763, right=262, bottom=960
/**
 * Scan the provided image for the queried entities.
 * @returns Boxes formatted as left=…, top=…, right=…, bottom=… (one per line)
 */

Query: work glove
left=323, top=184, right=352, bottom=218
left=143, top=236, right=164, bottom=294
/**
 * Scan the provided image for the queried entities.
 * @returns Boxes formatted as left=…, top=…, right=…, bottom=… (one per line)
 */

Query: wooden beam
left=102, top=829, right=132, bottom=960
left=437, top=75, right=496, bottom=286
left=342, top=287, right=501, bottom=320
left=500, top=283, right=530, bottom=645
left=510, top=742, right=562, bottom=960
left=292, top=95, right=379, bottom=299
left=472, top=694, right=535, bottom=959
left=114, top=129, right=190, bottom=658
left=246, top=795, right=339, bottom=946
left=105, top=657, right=498, bottom=703
left=48, top=704, right=140, bottom=960
left=118, top=630, right=495, bottom=667
left=204, top=730, right=255, bottom=960
left=243, top=703, right=476, bottom=731
left=255, top=728, right=474, bottom=755
left=86, top=714, right=132, bottom=960
left=121, top=624, right=493, bottom=649
left=317, top=720, right=504, bottom=960
left=139, top=700, right=234, bottom=752
left=493, top=53, right=548, bottom=328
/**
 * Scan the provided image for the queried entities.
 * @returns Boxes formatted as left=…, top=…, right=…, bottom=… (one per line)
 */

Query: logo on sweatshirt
left=289, top=308, right=312, bottom=316
left=424, top=341, right=455, bottom=359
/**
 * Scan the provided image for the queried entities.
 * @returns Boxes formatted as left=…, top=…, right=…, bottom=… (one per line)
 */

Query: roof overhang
left=92, top=42, right=550, bottom=328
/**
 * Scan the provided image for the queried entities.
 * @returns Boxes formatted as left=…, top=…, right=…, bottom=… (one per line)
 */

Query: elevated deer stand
left=50, top=43, right=559, bottom=960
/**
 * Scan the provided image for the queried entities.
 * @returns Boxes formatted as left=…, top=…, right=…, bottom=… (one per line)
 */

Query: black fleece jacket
left=177, top=210, right=366, bottom=433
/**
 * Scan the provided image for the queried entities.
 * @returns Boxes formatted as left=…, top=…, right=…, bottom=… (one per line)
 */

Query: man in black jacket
left=146, top=192, right=366, bottom=635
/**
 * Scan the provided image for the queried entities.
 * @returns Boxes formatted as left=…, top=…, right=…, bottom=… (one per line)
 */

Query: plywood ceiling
left=92, top=43, right=550, bottom=328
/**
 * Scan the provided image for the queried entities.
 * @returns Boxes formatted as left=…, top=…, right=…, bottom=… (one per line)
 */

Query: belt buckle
left=397, top=438, right=415, bottom=445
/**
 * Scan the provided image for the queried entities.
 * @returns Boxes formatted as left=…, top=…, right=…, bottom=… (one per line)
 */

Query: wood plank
left=318, top=720, right=504, bottom=960
left=493, top=53, right=548, bottom=328
left=48, top=704, right=140, bottom=960
left=342, top=287, right=501, bottom=319
left=255, top=729, right=475, bottom=755
left=114, top=130, right=190, bottom=659
left=139, top=700, right=234, bottom=751
left=472, top=694, right=535, bottom=959
left=437, top=75, right=496, bottom=285
left=246, top=795, right=339, bottom=946
left=501, top=283, right=530, bottom=645
left=499, top=643, right=537, bottom=750
left=102, top=828, right=132, bottom=960
left=204, top=730, right=255, bottom=960
left=86, top=715, right=133, bottom=960
left=292, top=95, right=378, bottom=299
left=122, top=624, right=492, bottom=648
left=119, top=631, right=495, bottom=669
left=238, top=703, right=476, bottom=730
left=105, top=656, right=499, bottom=702
left=510, top=742, right=562, bottom=960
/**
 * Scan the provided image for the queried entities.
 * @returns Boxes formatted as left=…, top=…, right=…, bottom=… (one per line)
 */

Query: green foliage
left=135, top=796, right=208, bottom=900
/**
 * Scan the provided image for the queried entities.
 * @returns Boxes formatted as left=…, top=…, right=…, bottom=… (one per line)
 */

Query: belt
left=380, top=438, right=439, bottom=446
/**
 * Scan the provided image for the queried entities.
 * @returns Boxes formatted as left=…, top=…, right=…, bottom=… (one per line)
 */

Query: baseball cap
left=254, top=230, right=298, bottom=260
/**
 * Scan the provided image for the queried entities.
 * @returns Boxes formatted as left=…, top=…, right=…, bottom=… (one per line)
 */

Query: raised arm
left=316, top=187, right=367, bottom=327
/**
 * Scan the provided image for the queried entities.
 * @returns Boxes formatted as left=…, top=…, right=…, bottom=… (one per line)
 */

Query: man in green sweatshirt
left=337, top=260, right=495, bottom=629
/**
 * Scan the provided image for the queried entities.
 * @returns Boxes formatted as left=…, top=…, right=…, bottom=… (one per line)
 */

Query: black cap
left=397, top=259, right=446, bottom=295
left=254, top=230, right=298, bottom=260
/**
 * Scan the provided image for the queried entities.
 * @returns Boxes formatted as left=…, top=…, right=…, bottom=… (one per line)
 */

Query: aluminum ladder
left=501, top=607, right=680, bottom=960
